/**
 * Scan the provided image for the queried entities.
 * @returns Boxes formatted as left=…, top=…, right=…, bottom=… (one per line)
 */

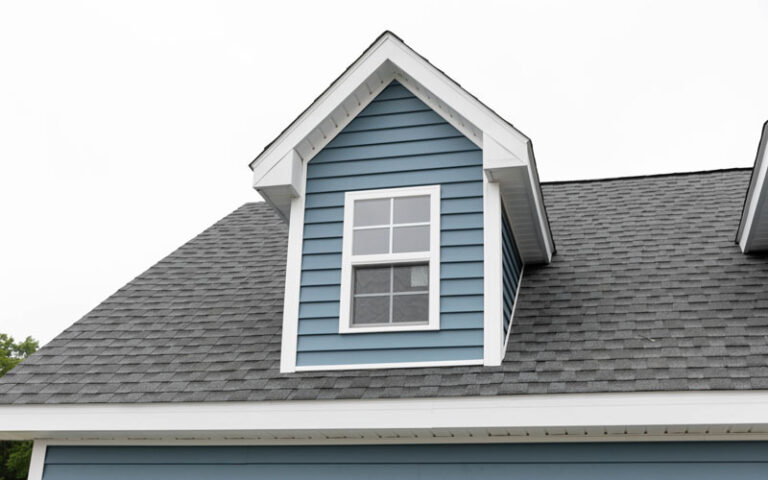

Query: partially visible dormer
left=250, top=32, right=554, bottom=372
left=737, top=121, right=768, bottom=253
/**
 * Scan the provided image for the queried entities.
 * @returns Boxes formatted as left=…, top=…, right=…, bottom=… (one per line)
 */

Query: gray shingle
left=1, top=168, right=767, bottom=404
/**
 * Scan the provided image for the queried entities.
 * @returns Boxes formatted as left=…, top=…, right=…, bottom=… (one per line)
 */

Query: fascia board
left=3, top=391, right=768, bottom=441
left=254, top=149, right=304, bottom=220
left=249, top=36, right=395, bottom=179
left=483, top=134, right=527, bottom=171
left=483, top=133, right=553, bottom=263
left=380, top=40, right=530, bottom=160
left=250, top=33, right=554, bottom=258
left=251, top=33, right=532, bottom=187
left=254, top=150, right=302, bottom=195
left=738, top=121, right=768, bottom=252
left=525, top=141, right=556, bottom=258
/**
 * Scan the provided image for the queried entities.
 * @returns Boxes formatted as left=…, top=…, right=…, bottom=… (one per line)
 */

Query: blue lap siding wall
left=43, top=443, right=768, bottom=479
left=297, top=81, right=485, bottom=367
left=502, top=207, right=523, bottom=339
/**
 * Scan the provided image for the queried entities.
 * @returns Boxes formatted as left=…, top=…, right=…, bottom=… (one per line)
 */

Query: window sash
left=339, top=185, right=441, bottom=334
left=351, top=195, right=431, bottom=257
left=351, top=263, right=430, bottom=327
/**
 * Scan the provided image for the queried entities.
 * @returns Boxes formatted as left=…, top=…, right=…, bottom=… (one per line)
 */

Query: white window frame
left=339, top=185, right=441, bottom=334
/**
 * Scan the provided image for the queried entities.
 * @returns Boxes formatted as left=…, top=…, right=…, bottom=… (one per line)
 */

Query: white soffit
left=250, top=32, right=554, bottom=263
left=737, top=121, right=768, bottom=253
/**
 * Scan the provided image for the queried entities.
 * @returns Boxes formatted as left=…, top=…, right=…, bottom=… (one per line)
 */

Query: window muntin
left=339, top=185, right=441, bottom=333
left=351, top=195, right=430, bottom=255
left=352, top=264, right=429, bottom=326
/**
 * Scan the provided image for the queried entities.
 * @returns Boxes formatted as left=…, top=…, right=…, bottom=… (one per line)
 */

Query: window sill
left=338, top=322, right=440, bottom=334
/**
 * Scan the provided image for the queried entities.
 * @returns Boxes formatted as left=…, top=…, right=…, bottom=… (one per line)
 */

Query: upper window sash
left=339, top=185, right=441, bottom=334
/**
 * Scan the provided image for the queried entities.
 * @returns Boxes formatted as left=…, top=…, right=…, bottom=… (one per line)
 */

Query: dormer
left=250, top=32, right=554, bottom=372
left=737, top=121, right=768, bottom=253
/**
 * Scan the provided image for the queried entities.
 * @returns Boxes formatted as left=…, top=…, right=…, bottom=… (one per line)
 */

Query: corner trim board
left=279, top=184, right=307, bottom=373
left=27, top=440, right=46, bottom=480
left=482, top=177, right=503, bottom=365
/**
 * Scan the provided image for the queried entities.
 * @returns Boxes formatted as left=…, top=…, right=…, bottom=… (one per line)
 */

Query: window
left=339, top=185, right=441, bottom=333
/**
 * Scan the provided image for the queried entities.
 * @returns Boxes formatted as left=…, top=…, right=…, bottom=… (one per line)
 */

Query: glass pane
left=353, top=295, right=390, bottom=325
left=354, top=198, right=390, bottom=227
left=393, top=264, right=429, bottom=292
left=392, top=294, right=429, bottom=324
left=354, top=265, right=391, bottom=294
left=392, top=225, right=429, bottom=253
left=353, top=228, right=389, bottom=255
left=393, top=195, right=430, bottom=224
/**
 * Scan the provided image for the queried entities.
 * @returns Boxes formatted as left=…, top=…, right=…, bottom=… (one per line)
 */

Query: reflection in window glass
left=351, top=263, right=429, bottom=326
left=352, top=228, right=389, bottom=255
left=393, top=264, right=429, bottom=292
left=354, top=198, right=390, bottom=227
left=393, top=195, right=430, bottom=224
left=392, top=225, right=430, bottom=253
left=392, top=294, right=429, bottom=323
left=353, top=296, right=390, bottom=324
left=354, top=265, right=390, bottom=294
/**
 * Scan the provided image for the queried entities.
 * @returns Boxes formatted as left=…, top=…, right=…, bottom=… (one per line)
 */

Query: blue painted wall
left=43, top=443, right=768, bottom=480
left=298, top=81, right=484, bottom=367
left=502, top=207, right=523, bottom=339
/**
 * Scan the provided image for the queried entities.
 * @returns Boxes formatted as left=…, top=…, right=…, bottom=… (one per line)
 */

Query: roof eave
left=250, top=31, right=554, bottom=262
left=4, top=391, right=768, bottom=442
left=736, top=121, right=768, bottom=253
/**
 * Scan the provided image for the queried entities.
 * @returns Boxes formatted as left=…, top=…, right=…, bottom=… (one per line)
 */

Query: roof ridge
left=541, top=167, right=752, bottom=186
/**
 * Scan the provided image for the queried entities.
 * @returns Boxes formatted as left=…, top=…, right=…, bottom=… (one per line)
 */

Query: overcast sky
left=1, top=1, right=767, bottom=345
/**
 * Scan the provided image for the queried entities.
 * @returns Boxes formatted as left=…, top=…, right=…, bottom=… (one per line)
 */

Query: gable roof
left=249, top=31, right=530, bottom=174
left=1, top=168, right=767, bottom=405
left=250, top=31, right=554, bottom=264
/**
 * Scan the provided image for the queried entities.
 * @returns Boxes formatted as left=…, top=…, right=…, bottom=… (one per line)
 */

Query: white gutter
left=3, top=390, right=768, bottom=442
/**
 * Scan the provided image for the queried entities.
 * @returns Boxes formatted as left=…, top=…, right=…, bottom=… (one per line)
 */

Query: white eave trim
left=737, top=121, right=768, bottom=253
left=4, top=390, right=768, bottom=442
left=249, top=32, right=554, bottom=263
left=483, top=177, right=504, bottom=365
left=483, top=133, right=554, bottom=263
left=249, top=32, right=530, bottom=175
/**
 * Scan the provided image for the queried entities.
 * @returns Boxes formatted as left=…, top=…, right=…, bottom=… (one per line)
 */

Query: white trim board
left=250, top=31, right=554, bottom=264
left=482, top=177, right=503, bottom=366
left=29, top=432, right=768, bottom=445
left=4, top=390, right=768, bottom=442
left=294, top=359, right=483, bottom=372
left=338, top=185, right=441, bottom=334
left=279, top=171, right=307, bottom=373
left=270, top=32, right=552, bottom=372
left=27, top=440, right=46, bottom=480
left=738, top=121, right=768, bottom=253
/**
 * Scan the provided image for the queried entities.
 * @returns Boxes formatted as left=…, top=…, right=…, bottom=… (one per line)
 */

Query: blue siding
left=298, top=81, right=484, bottom=367
left=502, top=207, right=523, bottom=339
left=43, top=443, right=768, bottom=480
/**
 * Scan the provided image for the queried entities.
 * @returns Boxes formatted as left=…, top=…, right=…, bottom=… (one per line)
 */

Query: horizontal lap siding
left=297, top=81, right=484, bottom=367
left=43, top=444, right=768, bottom=480
left=502, top=208, right=523, bottom=338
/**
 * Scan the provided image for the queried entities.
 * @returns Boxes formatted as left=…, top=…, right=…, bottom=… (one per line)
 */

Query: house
left=2, top=31, right=768, bottom=479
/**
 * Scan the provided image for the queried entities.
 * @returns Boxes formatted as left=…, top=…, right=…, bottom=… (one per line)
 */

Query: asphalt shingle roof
left=1, top=168, right=767, bottom=404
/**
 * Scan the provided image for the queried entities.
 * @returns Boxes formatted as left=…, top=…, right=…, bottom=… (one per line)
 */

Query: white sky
left=1, top=1, right=767, bottom=345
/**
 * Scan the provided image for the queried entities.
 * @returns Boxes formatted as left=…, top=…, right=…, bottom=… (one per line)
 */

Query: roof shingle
left=1, top=168, right=766, bottom=404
